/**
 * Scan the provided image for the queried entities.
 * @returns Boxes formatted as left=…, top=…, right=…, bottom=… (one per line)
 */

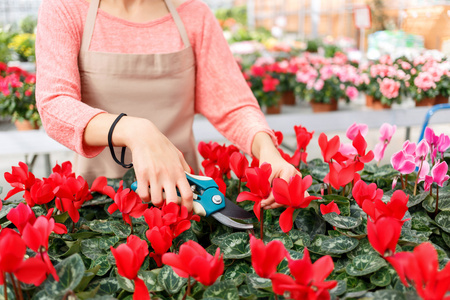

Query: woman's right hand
left=84, top=114, right=194, bottom=211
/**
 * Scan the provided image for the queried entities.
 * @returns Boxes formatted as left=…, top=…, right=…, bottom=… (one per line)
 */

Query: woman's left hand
left=251, top=132, right=301, bottom=209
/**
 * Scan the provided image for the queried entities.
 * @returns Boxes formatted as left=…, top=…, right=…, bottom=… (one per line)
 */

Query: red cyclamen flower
left=273, top=175, right=321, bottom=233
left=362, top=190, right=409, bottom=222
left=352, top=180, right=383, bottom=208
left=4, top=162, right=36, bottom=203
left=318, top=133, right=340, bottom=163
left=146, top=226, right=173, bottom=267
left=386, top=243, right=450, bottom=300
left=229, top=152, right=249, bottom=181
left=367, top=216, right=402, bottom=257
left=250, top=235, right=287, bottom=278
left=236, top=163, right=272, bottom=221
left=270, top=248, right=337, bottom=299
left=111, top=235, right=150, bottom=300
left=320, top=200, right=340, bottom=215
left=294, top=125, right=314, bottom=152
left=0, top=229, right=48, bottom=286
left=54, top=176, right=92, bottom=223
left=162, top=240, right=224, bottom=286
left=326, top=160, right=357, bottom=190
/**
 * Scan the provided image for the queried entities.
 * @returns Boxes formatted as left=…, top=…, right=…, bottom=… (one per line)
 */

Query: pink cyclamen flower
left=437, top=133, right=450, bottom=154
left=424, top=161, right=450, bottom=191
left=379, top=78, right=400, bottom=99
left=391, top=150, right=416, bottom=175
left=346, top=123, right=368, bottom=140
left=374, top=123, right=397, bottom=162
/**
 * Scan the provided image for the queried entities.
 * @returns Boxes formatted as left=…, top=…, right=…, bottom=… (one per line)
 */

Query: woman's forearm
left=251, top=132, right=280, bottom=161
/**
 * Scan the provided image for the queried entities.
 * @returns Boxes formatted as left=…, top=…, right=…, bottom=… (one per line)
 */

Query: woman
left=36, top=0, right=298, bottom=211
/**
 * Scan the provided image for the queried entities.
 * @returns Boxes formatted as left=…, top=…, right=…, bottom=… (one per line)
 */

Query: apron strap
left=80, top=0, right=101, bottom=52
left=164, top=0, right=192, bottom=48
left=80, top=0, right=191, bottom=52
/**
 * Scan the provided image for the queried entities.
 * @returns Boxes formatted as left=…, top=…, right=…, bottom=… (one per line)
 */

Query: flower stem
left=414, top=160, right=424, bottom=196
left=260, top=206, right=264, bottom=240
left=434, top=185, right=440, bottom=216
left=298, top=149, right=304, bottom=170
left=44, top=203, right=49, bottom=212
left=182, top=277, right=191, bottom=300
left=400, top=174, right=406, bottom=190
left=327, top=183, right=332, bottom=195
left=275, top=294, right=279, bottom=300
left=130, top=220, right=134, bottom=235
left=238, top=180, right=241, bottom=195
left=8, top=274, right=20, bottom=300
left=3, top=273, right=8, bottom=300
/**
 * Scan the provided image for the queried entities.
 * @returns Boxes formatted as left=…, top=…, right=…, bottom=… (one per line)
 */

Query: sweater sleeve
left=35, top=0, right=106, bottom=157
left=193, top=3, right=276, bottom=155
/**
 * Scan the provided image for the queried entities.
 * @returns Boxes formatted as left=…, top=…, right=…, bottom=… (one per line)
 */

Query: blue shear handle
left=130, top=173, right=226, bottom=217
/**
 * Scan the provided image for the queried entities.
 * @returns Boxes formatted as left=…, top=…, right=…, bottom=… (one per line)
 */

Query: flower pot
left=14, top=120, right=39, bottom=131
left=266, top=104, right=281, bottom=114
left=281, top=91, right=296, bottom=106
left=435, top=95, right=449, bottom=104
left=365, top=95, right=374, bottom=107
left=372, top=99, right=391, bottom=110
left=310, top=99, right=338, bottom=113
left=415, top=97, right=435, bottom=107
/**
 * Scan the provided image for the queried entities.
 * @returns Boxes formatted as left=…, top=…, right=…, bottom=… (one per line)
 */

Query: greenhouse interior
left=1, top=0, right=450, bottom=299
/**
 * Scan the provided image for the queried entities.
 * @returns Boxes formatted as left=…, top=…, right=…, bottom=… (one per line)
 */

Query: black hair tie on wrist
left=108, top=113, right=133, bottom=169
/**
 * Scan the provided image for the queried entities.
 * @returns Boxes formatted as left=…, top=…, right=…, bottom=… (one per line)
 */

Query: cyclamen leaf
left=158, top=265, right=187, bottom=294
left=322, top=213, right=362, bottom=229
left=89, top=255, right=111, bottom=276
left=373, top=290, right=407, bottom=300
left=346, top=254, right=387, bottom=276
left=39, top=254, right=86, bottom=298
left=219, top=232, right=251, bottom=259
left=223, top=262, right=250, bottom=286
left=204, top=281, right=239, bottom=300
left=321, top=235, right=359, bottom=254
left=370, top=267, right=392, bottom=287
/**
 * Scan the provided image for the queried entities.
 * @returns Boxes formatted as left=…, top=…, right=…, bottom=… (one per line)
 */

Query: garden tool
left=131, top=172, right=254, bottom=230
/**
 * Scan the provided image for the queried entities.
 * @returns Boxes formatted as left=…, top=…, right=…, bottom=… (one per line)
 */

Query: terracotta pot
left=281, top=91, right=296, bottom=106
left=266, top=104, right=281, bottom=114
left=372, top=99, right=391, bottom=110
left=310, top=99, right=338, bottom=113
left=435, top=95, right=449, bottom=104
left=365, top=94, right=374, bottom=107
left=415, top=97, right=435, bottom=107
left=14, top=120, right=39, bottom=131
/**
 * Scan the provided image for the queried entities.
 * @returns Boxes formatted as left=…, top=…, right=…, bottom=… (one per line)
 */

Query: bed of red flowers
left=0, top=123, right=450, bottom=300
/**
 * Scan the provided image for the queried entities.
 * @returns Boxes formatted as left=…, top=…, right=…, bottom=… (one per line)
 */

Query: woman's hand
left=84, top=114, right=194, bottom=211
left=251, top=132, right=301, bottom=209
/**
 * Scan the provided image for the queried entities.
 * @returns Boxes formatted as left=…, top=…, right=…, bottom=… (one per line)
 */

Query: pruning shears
left=131, top=172, right=253, bottom=230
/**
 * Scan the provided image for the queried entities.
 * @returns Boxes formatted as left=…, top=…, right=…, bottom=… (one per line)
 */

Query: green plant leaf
left=245, top=274, right=272, bottom=290
left=373, top=289, right=407, bottom=300
left=38, top=254, right=86, bottom=298
left=370, top=267, right=392, bottom=287
left=278, top=250, right=303, bottom=275
left=158, top=265, right=187, bottom=295
left=89, top=278, right=120, bottom=295
left=435, top=211, right=450, bottom=233
left=320, top=195, right=351, bottom=216
left=223, top=261, right=250, bottom=286
left=263, top=227, right=293, bottom=249
left=89, top=255, right=111, bottom=276
left=294, top=208, right=326, bottom=239
left=347, top=238, right=378, bottom=259
left=204, top=280, right=239, bottom=300
left=219, top=232, right=251, bottom=259
left=346, top=254, right=387, bottom=276
left=110, top=222, right=132, bottom=238
left=75, top=265, right=101, bottom=293
left=320, top=235, right=359, bottom=254
left=141, top=269, right=164, bottom=292
left=0, top=204, right=15, bottom=219
left=408, top=192, right=432, bottom=207
left=322, top=213, right=362, bottom=229
left=336, top=272, right=375, bottom=294
left=88, top=220, right=114, bottom=234
left=308, top=234, right=334, bottom=255
left=330, top=280, right=347, bottom=297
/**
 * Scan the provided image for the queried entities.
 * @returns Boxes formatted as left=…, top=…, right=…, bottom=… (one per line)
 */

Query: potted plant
left=8, top=33, right=36, bottom=62
left=270, top=59, right=298, bottom=105
left=296, top=63, right=359, bottom=113
left=245, top=64, right=282, bottom=114
left=0, top=64, right=40, bottom=129
left=409, top=70, right=440, bottom=106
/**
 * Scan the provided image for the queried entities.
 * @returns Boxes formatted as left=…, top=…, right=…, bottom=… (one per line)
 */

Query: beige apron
left=75, top=0, right=198, bottom=184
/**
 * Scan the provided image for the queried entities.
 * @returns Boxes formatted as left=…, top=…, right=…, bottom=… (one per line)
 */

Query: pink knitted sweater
left=36, top=0, right=274, bottom=158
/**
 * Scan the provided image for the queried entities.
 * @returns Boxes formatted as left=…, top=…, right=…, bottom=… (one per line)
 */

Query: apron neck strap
left=81, top=0, right=100, bottom=52
left=80, top=0, right=191, bottom=53
left=164, top=0, right=191, bottom=48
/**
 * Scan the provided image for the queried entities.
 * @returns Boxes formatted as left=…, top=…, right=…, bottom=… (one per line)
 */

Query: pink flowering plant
left=359, top=55, right=409, bottom=105
left=294, top=53, right=361, bottom=104
left=407, top=55, right=448, bottom=102
left=0, top=63, right=40, bottom=124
